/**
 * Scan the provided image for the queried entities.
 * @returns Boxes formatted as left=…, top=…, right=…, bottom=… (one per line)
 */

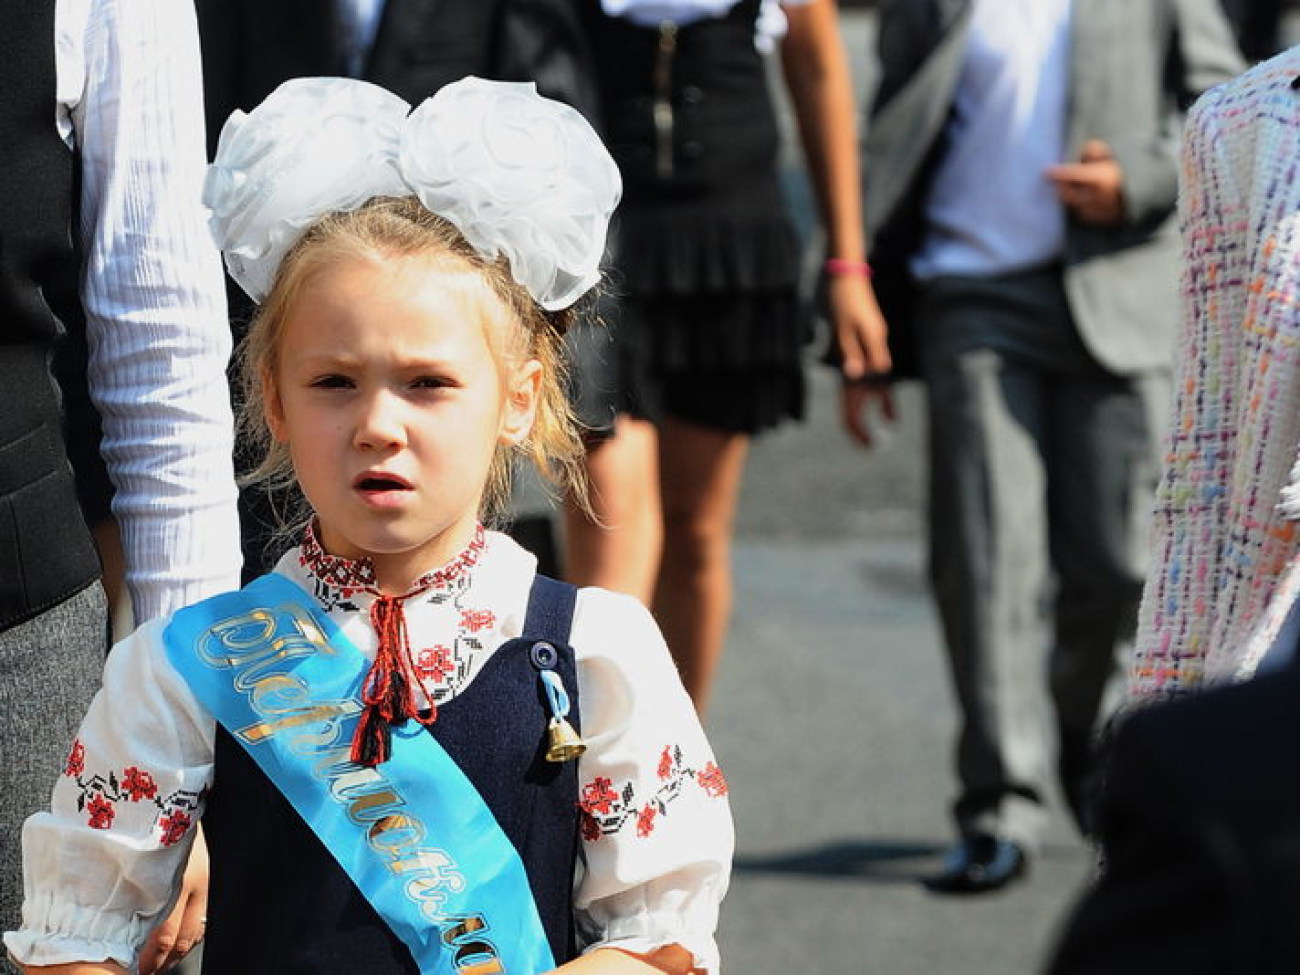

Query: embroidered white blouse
left=4, top=530, right=733, bottom=972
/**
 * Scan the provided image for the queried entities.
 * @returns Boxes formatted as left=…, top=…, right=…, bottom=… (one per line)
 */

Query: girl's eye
left=411, top=376, right=453, bottom=390
left=311, top=375, right=354, bottom=389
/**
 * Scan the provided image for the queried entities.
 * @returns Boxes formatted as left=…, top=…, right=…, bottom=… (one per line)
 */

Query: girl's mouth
left=354, top=472, right=413, bottom=495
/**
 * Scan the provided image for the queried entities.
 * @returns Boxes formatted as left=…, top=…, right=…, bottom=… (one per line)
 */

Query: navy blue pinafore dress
left=199, top=575, right=583, bottom=972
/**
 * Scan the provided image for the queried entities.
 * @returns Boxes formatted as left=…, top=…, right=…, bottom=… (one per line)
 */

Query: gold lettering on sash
left=233, top=635, right=320, bottom=692
left=203, top=611, right=276, bottom=654
left=199, top=598, right=507, bottom=964
left=296, top=735, right=353, bottom=770
left=342, top=783, right=401, bottom=818
left=293, top=720, right=470, bottom=920
left=334, top=773, right=410, bottom=832
left=442, top=916, right=487, bottom=942
left=198, top=605, right=330, bottom=684
left=442, top=916, right=505, bottom=974
left=368, top=813, right=425, bottom=854
left=288, top=730, right=470, bottom=919
left=457, top=953, right=506, bottom=975
left=400, top=865, right=466, bottom=897
left=248, top=673, right=308, bottom=714
left=236, top=700, right=362, bottom=744
left=390, top=850, right=463, bottom=884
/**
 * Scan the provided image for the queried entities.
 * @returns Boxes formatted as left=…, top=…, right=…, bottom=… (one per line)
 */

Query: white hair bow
left=204, top=76, right=621, bottom=311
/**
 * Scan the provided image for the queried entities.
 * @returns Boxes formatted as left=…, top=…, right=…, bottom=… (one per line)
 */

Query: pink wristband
left=825, top=258, right=873, bottom=278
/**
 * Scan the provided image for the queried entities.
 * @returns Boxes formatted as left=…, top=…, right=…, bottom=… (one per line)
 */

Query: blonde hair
left=237, top=195, right=590, bottom=536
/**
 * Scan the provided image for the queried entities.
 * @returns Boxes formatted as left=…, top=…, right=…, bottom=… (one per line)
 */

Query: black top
left=201, top=575, right=584, bottom=972
left=0, top=0, right=101, bottom=631
left=582, top=0, right=799, bottom=296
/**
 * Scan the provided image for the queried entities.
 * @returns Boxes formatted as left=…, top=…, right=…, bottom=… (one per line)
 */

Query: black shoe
left=924, top=836, right=1028, bottom=894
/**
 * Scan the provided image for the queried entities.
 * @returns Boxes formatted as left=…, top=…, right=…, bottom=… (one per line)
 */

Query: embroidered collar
left=298, top=521, right=488, bottom=599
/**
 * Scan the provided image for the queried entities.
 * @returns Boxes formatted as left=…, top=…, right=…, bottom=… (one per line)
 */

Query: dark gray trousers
left=917, top=268, right=1166, bottom=848
left=1, top=583, right=107, bottom=973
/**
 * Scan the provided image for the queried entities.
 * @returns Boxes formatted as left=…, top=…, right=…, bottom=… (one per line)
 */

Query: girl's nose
left=352, top=391, right=406, bottom=450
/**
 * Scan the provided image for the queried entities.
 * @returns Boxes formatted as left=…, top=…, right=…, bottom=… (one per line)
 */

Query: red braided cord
left=351, top=596, right=438, bottom=766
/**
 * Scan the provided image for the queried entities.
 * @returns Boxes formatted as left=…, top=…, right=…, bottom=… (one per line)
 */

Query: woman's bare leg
left=562, top=414, right=663, bottom=604
left=654, top=418, right=750, bottom=717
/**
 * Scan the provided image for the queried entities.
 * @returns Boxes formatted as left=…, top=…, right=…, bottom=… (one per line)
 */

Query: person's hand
left=1047, top=140, right=1126, bottom=225
left=138, top=827, right=209, bottom=975
left=840, top=375, right=896, bottom=449
left=830, top=273, right=895, bottom=448
left=830, top=273, right=891, bottom=383
left=549, top=943, right=697, bottom=972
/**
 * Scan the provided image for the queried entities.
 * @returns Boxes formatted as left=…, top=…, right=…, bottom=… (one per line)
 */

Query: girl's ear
left=263, top=366, right=289, bottom=443
left=499, top=358, right=542, bottom=447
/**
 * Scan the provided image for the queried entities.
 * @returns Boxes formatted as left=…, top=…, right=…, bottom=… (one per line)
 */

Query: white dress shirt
left=54, top=0, right=242, bottom=623
left=600, top=0, right=810, bottom=52
left=334, top=0, right=387, bottom=76
left=5, top=531, right=733, bottom=972
left=912, top=0, right=1074, bottom=279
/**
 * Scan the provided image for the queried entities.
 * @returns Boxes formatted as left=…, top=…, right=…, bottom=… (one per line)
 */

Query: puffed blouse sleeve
left=3, top=618, right=215, bottom=971
left=569, top=589, right=734, bottom=972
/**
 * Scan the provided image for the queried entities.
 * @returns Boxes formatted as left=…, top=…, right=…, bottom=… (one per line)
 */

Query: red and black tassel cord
left=350, top=595, right=438, bottom=766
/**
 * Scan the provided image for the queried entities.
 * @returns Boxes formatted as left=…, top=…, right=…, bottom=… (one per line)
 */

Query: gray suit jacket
left=864, top=0, right=1244, bottom=378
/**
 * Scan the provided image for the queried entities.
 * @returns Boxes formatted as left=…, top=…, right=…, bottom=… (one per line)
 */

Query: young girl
left=4, top=77, right=733, bottom=974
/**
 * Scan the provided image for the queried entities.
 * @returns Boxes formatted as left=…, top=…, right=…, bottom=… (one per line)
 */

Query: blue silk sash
left=163, top=572, right=556, bottom=975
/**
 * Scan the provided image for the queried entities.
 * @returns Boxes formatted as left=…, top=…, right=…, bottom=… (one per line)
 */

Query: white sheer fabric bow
left=203, top=76, right=621, bottom=311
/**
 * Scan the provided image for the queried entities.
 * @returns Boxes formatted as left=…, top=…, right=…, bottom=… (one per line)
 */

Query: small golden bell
left=545, top=715, right=587, bottom=763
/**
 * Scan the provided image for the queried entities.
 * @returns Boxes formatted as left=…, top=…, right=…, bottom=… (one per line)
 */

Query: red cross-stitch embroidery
left=66, top=752, right=206, bottom=845
left=121, top=767, right=159, bottom=802
left=657, top=746, right=674, bottom=780
left=636, top=806, right=658, bottom=838
left=415, top=645, right=456, bottom=685
left=85, top=793, right=116, bottom=830
left=578, top=745, right=727, bottom=841
left=579, top=777, right=619, bottom=816
left=697, top=762, right=729, bottom=798
left=300, top=522, right=486, bottom=600
left=64, top=739, right=85, bottom=778
left=158, top=810, right=193, bottom=847
left=459, top=608, right=496, bottom=633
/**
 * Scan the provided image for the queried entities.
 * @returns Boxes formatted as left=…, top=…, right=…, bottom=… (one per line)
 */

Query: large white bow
left=204, top=76, right=622, bottom=311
